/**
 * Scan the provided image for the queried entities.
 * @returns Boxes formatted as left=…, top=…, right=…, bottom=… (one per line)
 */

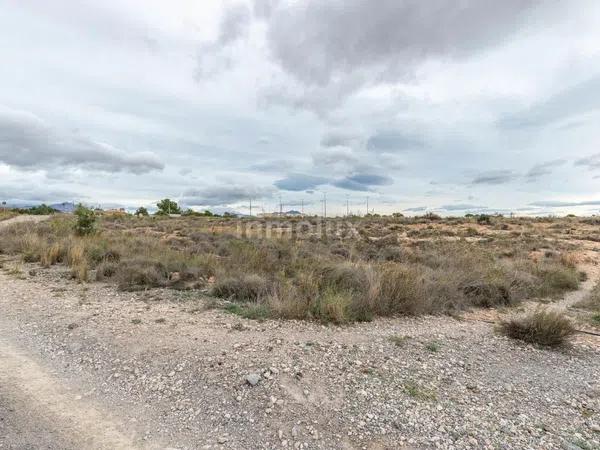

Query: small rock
left=245, top=373, right=261, bottom=386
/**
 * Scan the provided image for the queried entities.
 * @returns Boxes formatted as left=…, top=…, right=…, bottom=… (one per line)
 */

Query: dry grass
left=499, top=309, right=575, bottom=347
left=0, top=210, right=18, bottom=221
left=0, top=214, right=585, bottom=323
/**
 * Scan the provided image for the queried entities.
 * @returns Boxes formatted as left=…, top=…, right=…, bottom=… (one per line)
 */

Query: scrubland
left=0, top=213, right=588, bottom=325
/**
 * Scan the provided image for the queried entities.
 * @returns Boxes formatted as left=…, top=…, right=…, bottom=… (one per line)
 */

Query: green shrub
left=74, top=205, right=96, bottom=236
left=135, top=207, right=149, bottom=216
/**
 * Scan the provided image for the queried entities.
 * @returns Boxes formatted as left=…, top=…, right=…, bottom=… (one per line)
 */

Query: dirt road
left=0, top=216, right=599, bottom=449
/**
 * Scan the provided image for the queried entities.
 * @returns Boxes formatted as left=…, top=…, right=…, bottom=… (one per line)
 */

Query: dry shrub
left=462, top=281, right=511, bottom=308
left=40, top=242, right=66, bottom=267
left=499, top=309, right=575, bottom=347
left=311, top=289, right=354, bottom=324
left=67, top=242, right=88, bottom=282
left=95, top=261, right=118, bottom=281
left=377, top=265, right=430, bottom=315
left=266, top=282, right=309, bottom=320
left=211, top=274, right=269, bottom=301
left=536, top=262, right=580, bottom=297
left=319, top=262, right=373, bottom=294
left=20, top=232, right=44, bottom=262
left=115, top=259, right=169, bottom=291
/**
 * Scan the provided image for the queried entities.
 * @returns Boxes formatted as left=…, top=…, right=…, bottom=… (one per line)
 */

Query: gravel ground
left=1, top=258, right=599, bottom=450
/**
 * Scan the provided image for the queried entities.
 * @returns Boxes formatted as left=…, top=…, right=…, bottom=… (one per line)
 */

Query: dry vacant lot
left=1, top=213, right=599, bottom=449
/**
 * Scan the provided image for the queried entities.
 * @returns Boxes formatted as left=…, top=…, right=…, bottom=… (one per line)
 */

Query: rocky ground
left=1, top=219, right=599, bottom=449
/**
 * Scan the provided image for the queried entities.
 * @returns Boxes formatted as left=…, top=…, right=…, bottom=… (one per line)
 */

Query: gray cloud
left=575, top=153, right=600, bottom=171
left=525, top=159, right=566, bottom=181
left=320, top=130, right=362, bottom=148
left=262, top=0, right=540, bottom=89
left=440, top=203, right=488, bottom=211
left=181, top=184, right=275, bottom=206
left=275, top=173, right=329, bottom=191
left=367, top=130, right=424, bottom=152
left=471, top=170, right=517, bottom=185
left=196, top=3, right=251, bottom=77
left=253, top=0, right=280, bottom=19
left=529, top=199, right=600, bottom=208
left=404, top=206, right=427, bottom=212
left=333, top=173, right=393, bottom=191
left=0, top=184, right=84, bottom=205
left=218, top=3, right=251, bottom=46
left=0, top=107, right=163, bottom=174
left=499, top=75, right=600, bottom=129
left=312, top=147, right=358, bottom=167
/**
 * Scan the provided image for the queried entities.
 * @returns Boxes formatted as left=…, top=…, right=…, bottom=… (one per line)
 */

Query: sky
left=1, top=0, right=600, bottom=216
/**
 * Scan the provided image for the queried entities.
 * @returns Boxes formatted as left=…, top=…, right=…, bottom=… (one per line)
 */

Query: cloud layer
left=1, top=1, right=599, bottom=214
left=0, top=107, right=163, bottom=174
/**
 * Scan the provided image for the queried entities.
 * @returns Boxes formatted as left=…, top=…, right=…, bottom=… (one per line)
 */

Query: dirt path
left=1, top=215, right=153, bottom=449
left=0, top=333, right=146, bottom=449
left=0, top=214, right=51, bottom=228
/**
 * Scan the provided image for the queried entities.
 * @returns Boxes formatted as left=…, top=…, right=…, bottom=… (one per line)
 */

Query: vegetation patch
left=499, top=309, right=575, bottom=347
left=0, top=213, right=585, bottom=324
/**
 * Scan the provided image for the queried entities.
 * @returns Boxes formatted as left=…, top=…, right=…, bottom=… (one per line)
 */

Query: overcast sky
left=2, top=0, right=600, bottom=215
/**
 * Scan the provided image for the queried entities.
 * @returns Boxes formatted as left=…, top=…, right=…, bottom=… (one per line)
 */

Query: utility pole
left=279, top=195, right=283, bottom=216
left=301, top=199, right=304, bottom=216
left=323, top=192, right=327, bottom=219
left=249, top=198, right=252, bottom=217
left=366, top=196, right=369, bottom=216
left=346, top=195, right=349, bottom=217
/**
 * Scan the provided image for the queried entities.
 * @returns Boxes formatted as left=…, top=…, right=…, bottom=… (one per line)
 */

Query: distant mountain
left=49, top=202, right=76, bottom=213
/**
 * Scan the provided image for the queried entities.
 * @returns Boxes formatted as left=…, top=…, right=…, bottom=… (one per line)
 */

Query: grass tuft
left=499, top=309, right=575, bottom=347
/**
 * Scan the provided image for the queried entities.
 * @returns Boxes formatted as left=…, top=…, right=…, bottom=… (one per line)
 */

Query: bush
left=499, top=309, right=575, bottom=347
left=211, top=274, right=269, bottom=301
left=476, top=214, right=492, bottom=225
left=74, top=205, right=96, bottom=236
left=115, top=259, right=169, bottom=291
left=135, top=207, right=149, bottom=217
left=377, top=265, right=430, bottom=315
left=462, top=281, right=512, bottom=307
left=28, top=204, right=58, bottom=215
left=536, top=263, right=580, bottom=297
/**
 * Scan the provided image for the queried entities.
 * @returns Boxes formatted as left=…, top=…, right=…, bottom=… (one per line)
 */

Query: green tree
left=135, top=206, right=149, bottom=216
left=156, top=198, right=181, bottom=215
left=74, top=204, right=96, bottom=235
left=29, top=204, right=58, bottom=215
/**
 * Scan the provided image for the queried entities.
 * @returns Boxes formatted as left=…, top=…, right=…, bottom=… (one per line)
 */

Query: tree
left=29, top=204, right=58, bottom=215
left=74, top=204, right=96, bottom=235
left=156, top=199, right=181, bottom=215
left=135, top=206, right=149, bottom=217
